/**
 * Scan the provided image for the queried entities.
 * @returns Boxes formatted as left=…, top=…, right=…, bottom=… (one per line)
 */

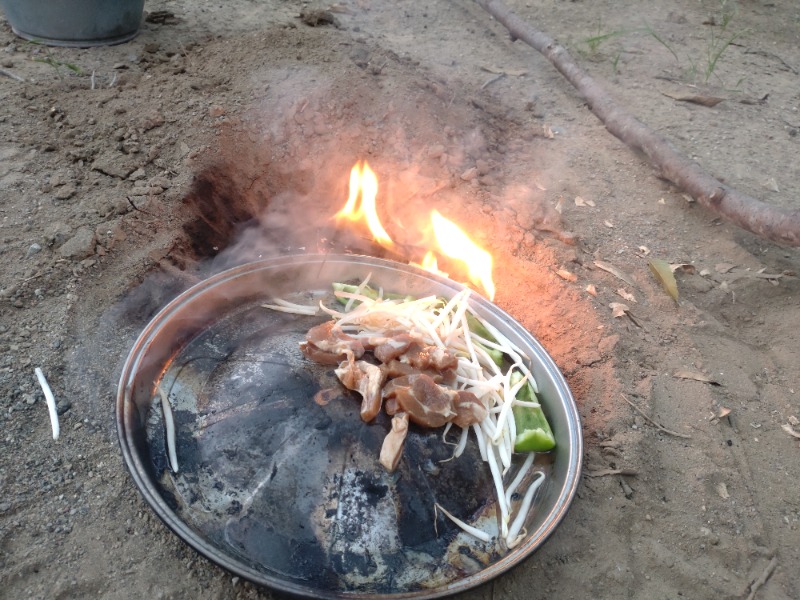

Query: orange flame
left=430, top=210, right=495, bottom=300
left=336, top=161, right=495, bottom=300
left=335, top=161, right=394, bottom=248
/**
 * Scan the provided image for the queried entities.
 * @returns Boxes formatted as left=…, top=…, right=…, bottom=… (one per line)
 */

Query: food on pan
left=265, top=276, right=555, bottom=547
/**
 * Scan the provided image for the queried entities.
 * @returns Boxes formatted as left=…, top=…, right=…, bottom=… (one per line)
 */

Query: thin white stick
left=434, top=503, right=492, bottom=543
left=34, top=368, right=59, bottom=440
left=157, top=385, right=179, bottom=473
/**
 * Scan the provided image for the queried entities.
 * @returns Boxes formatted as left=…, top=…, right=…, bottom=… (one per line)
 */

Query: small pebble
left=26, top=243, right=42, bottom=257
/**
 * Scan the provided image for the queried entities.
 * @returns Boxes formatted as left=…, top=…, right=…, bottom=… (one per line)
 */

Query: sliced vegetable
left=511, top=372, right=555, bottom=452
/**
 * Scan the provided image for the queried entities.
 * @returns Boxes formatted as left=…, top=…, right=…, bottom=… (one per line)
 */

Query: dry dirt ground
left=1, top=1, right=799, bottom=599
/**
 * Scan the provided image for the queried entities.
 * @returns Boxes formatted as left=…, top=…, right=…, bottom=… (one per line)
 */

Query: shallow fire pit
left=116, top=254, right=582, bottom=598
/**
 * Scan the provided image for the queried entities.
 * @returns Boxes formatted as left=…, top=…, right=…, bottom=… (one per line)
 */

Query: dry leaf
left=782, top=423, right=800, bottom=439
left=481, top=65, right=528, bottom=77
left=716, top=482, right=730, bottom=500
left=715, top=263, right=736, bottom=274
left=554, top=197, right=564, bottom=214
left=594, top=260, right=636, bottom=287
left=717, top=407, right=732, bottom=419
left=661, top=91, right=725, bottom=107
left=751, top=271, right=783, bottom=281
left=649, top=258, right=679, bottom=302
left=532, top=177, right=547, bottom=191
left=557, top=269, right=578, bottom=282
left=673, top=370, right=721, bottom=385
left=609, top=302, right=630, bottom=318
left=681, top=193, right=695, bottom=203
left=658, top=198, right=666, bottom=205
left=638, top=246, right=651, bottom=256
left=763, top=177, right=779, bottom=192
left=788, top=415, right=799, bottom=427
left=586, top=284, right=598, bottom=297
left=575, top=196, right=595, bottom=207
left=542, top=124, right=555, bottom=139
left=604, top=220, right=614, bottom=228
left=616, top=288, right=636, bottom=303
left=670, top=263, right=696, bottom=274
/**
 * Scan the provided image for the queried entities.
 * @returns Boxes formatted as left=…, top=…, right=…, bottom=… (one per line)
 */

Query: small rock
left=128, top=168, right=147, bottom=181
left=148, top=176, right=171, bottom=189
left=59, top=226, right=96, bottom=259
left=45, top=221, right=72, bottom=247
left=56, top=398, right=72, bottom=415
left=428, top=144, right=445, bottom=159
left=460, top=167, right=478, bottom=181
left=26, top=243, right=42, bottom=258
left=0, top=502, right=11, bottom=513
left=54, top=184, right=77, bottom=200
left=91, top=151, right=138, bottom=179
left=141, top=112, right=165, bottom=131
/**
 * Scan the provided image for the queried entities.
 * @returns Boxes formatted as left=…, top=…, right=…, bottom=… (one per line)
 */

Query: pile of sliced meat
left=301, top=320, right=490, bottom=471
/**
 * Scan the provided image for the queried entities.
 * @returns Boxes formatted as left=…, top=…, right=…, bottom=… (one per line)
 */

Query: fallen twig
left=745, top=556, right=778, bottom=600
left=34, top=367, right=60, bottom=440
left=585, top=468, right=638, bottom=477
left=481, top=73, right=505, bottom=90
left=0, top=68, right=25, bottom=83
left=475, top=0, right=800, bottom=246
left=781, top=423, right=800, bottom=439
left=621, top=394, right=691, bottom=439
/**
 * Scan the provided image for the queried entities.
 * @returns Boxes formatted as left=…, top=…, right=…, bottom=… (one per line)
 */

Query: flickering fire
left=335, top=161, right=394, bottom=249
left=336, top=161, right=496, bottom=300
left=430, top=209, right=495, bottom=301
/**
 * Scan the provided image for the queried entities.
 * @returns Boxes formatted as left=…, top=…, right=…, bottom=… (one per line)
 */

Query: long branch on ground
left=475, top=0, right=800, bottom=247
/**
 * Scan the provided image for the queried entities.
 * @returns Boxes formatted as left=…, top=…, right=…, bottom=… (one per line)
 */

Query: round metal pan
left=116, top=254, right=582, bottom=598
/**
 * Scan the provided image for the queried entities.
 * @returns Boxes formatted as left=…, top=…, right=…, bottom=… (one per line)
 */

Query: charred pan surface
left=143, top=301, right=497, bottom=592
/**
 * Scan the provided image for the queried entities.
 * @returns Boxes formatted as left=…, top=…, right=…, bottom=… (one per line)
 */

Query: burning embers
left=335, top=160, right=495, bottom=300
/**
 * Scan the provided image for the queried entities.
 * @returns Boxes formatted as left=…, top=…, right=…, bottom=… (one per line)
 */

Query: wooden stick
left=474, top=0, right=800, bottom=246
left=585, top=468, right=637, bottom=478
left=746, top=556, right=778, bottom=600
left=0, top=68, right=25, bottom=83
left=620, top=394, right=692, bottom=439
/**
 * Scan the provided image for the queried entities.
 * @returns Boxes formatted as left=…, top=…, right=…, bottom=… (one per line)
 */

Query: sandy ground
left=1, top=1, right=799, bottom=599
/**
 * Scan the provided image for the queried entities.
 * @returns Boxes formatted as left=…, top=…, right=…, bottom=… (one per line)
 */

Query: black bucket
left=0, top=0, right=145, bottom=47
